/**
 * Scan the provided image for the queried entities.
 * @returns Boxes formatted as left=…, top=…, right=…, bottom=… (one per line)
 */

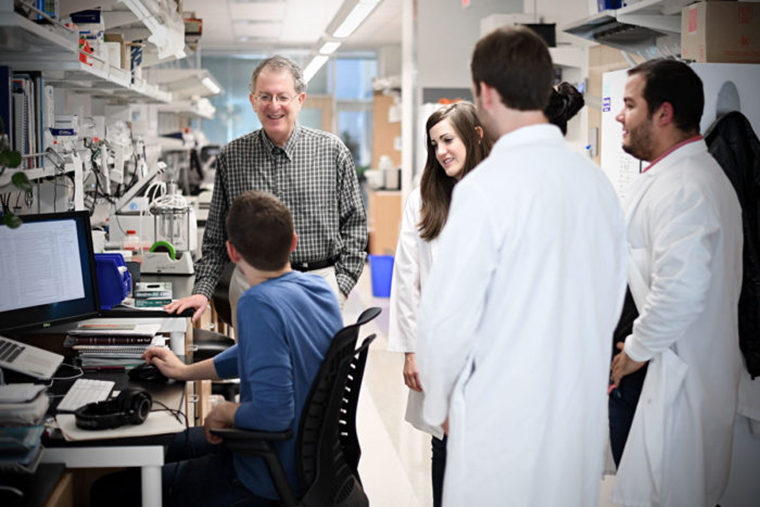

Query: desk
left=9, top=318, right=191, bottom=507
left=41, top=370, right=186, bottom=507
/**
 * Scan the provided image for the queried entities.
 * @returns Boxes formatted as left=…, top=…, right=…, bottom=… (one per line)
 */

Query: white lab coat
left=612, top=139, right=743, bottom=507
left=387, top=187, right=444, bottom=438
left=417, top=125, right=627, bottom=506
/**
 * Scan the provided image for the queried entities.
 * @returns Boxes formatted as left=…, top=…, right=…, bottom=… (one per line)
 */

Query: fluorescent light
left=319, top=41, right=341, bottom=55
left=332, top=0, right=381, bottom=38
left=303, top=55, right=329, bottom=83
left=201, top=77, right=221, bottom=95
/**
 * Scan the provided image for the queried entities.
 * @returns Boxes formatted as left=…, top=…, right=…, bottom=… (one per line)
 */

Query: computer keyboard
left=57, top=378, right=115, bottom=412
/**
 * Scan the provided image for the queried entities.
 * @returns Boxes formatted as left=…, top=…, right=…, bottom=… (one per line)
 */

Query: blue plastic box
left=598, top=0, right=622, bottom=11
left=94, top=253, right=131, bottom=310
left=368, top=254, right=394, bottom=298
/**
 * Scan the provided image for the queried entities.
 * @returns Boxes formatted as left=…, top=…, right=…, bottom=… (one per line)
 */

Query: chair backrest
left=211, top=263, right=236, bottom=327
left=297, top=307, right=381, bottom=507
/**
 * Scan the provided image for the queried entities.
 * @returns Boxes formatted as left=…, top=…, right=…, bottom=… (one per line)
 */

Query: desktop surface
left=44, top=367, right=186, bottom=448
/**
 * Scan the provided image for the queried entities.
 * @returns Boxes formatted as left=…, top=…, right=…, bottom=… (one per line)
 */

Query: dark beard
left=622, top=121, right=654, bottom=162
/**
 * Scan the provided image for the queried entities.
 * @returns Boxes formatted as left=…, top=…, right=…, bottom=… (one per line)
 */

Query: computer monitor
left=0, top=211, right=100, bottom=333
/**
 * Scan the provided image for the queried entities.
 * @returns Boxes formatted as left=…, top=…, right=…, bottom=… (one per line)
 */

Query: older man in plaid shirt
left=166, top=56, right=367, bottom=324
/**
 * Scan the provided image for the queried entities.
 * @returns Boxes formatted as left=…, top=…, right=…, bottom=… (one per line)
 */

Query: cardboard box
left=681, top=1, right=760, bottom=63
left=104, top=33, right=127, bottom=70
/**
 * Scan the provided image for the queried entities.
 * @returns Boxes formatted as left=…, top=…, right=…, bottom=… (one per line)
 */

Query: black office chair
left=191, top=263, right=238, bottom=400
left=212, top=307, right=381, bottom=507
left=191, top=262, right=236, bottom=358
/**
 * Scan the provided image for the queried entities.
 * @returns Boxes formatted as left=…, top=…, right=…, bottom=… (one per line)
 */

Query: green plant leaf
left=2, top=211, right=22, bottom=228
left=0, top=149, right=22, bottom=168
left=11, top=172, right=32, bottom=192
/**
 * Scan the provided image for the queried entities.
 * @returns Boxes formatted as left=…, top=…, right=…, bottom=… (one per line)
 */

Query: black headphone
left=75, top=388, right=152, bottom=430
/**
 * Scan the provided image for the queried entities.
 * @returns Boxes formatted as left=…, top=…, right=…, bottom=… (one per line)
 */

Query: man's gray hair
left=248, top=56, right=307, bottom=95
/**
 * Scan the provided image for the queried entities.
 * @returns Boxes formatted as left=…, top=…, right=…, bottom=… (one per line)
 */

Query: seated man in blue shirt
left=92, top=190, right=343, bottom=507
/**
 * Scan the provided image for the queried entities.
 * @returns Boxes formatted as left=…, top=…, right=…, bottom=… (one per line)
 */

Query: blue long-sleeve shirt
left=214, top=271, right=342, bottom=499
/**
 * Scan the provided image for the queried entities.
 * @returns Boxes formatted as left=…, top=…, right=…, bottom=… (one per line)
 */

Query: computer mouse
left=128, top=363, right=169, bottom=383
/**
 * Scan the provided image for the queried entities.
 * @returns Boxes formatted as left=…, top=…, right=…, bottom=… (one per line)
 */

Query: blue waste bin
left=368, top=254, right=394, bottom=298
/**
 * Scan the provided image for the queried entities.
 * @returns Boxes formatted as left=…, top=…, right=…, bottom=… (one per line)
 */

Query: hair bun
left=545, top=82, right=584, bottom=134
left=556, top=82, right=584, bottom=118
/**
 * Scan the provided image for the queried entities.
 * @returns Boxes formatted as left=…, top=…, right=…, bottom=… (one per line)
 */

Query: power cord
left=151, top=398, right=191, bottom=495
left=150, top=399, right=188, bottom=428
left=51, top=364, right=84, bottom=382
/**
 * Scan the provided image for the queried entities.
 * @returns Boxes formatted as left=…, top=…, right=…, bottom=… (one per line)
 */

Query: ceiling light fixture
left=319, top=41, right=341, bottom=55
left=234, top=19, right=282, bottom=25
left=303, top=55, right=330, bottom=83
left=201, top=76, right=221, bottom=95
left=328, top=0, right=382, bottom=39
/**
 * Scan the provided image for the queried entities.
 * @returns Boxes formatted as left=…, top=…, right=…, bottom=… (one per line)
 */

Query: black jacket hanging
left=705, top=111, right=760, bottom=378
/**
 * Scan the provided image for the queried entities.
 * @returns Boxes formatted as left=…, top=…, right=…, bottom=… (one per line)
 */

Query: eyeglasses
left=255, top=93, right=295, bottom=106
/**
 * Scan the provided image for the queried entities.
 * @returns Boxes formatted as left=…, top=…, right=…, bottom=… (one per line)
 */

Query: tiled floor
left=343, top=269, right=433, bottom=507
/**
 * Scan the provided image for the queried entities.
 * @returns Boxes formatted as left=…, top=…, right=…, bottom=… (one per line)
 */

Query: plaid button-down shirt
left=193, top=123, right=368, bottom=299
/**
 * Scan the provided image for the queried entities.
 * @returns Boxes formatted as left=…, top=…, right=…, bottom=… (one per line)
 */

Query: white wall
left=417, top=0, right=596, bottom=90
left=378, top=44, right=402, bottom=79
left=524, top=0, right=598, bottom=41
left=417, top=0, right=522, bottom=89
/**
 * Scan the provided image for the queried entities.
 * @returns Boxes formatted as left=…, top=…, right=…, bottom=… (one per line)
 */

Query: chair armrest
left=211, top=427, right=293, bottom=442
left=211, top=427, right=299, bottom=506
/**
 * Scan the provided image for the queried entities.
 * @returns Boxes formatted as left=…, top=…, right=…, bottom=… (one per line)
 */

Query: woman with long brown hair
left=388, top=101, right=492, bottom=507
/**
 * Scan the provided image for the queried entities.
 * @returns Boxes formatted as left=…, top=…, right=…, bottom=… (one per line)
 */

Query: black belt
left=292, top=256, right=339, bottom=272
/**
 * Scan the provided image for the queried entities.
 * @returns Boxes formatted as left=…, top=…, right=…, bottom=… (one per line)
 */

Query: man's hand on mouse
left=142, top=348, right=188, bottom=380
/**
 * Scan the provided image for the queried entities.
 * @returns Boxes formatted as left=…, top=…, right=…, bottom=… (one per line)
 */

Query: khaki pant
left=229, top=265, right=345, bottom=333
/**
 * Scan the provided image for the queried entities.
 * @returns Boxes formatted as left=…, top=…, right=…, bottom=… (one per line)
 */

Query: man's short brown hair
left=471, top=26, right=554, bottom=111
left=627, top=58, right=704, bottom=134
left=225, top=190, right=293, bottom=271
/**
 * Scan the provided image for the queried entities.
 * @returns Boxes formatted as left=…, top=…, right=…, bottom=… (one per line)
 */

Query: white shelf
left=562, top=0, right=687, bottom=56
left=159, top=98, right=216, bottom=120
left=120, top=0, right=186, bottom=60
left=58, top=0, right=186, bottom=61
left=0, top=165, right=76, bottom=188
left=616, top=0, right=688, bottom=34
left=3, top=57, right=173, bottom=104
left=0, top=3, right=177, bottom=104
left=144, top=69, right=223, bottom=100
left=0, top=8, right=77, bottom=58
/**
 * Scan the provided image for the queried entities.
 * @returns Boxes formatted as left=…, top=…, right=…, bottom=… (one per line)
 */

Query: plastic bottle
left=123, top=229, right=140, bottom=252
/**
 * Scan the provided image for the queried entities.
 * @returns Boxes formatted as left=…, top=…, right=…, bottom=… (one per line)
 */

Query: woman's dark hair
left=545, top=82, right=585, bottom=135
left=418, top=102, right=493, bottom=241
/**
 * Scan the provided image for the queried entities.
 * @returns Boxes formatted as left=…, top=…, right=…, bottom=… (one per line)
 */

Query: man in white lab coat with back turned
left=416, top=27, right=627, bottom=506
left=610, top=59, right=743, bottom=507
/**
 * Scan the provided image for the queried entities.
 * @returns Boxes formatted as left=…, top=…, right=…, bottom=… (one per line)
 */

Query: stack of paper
left=0, top=384, right=48, bottom=474
left=65, top=321, right=166, bottom=368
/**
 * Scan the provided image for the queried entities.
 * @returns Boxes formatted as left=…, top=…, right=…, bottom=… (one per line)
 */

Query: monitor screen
left=0, top=211, right=100, bottom=332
